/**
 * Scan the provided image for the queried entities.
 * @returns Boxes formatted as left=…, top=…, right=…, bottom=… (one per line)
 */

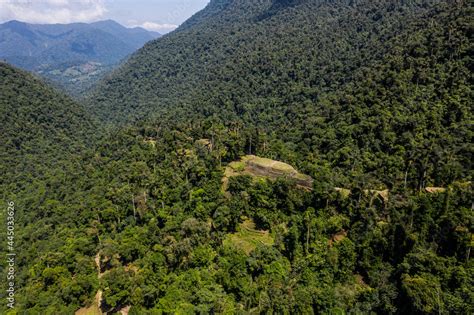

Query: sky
left=0, top=0, right=210, bottom=33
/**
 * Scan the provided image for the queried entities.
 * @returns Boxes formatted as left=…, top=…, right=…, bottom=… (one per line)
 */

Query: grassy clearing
left=222, top=155, right=313, bottom=191
left=224, top=219, right=274, bottom=255
left=229, top=160, right=246, bottom=172
left=243, top=155, right=296, bottom=173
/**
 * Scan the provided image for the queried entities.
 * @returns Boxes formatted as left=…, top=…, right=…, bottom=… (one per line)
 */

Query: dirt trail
left=75, top=253, right=104, bottom=315
left=95, top=253, right=104, bottom=311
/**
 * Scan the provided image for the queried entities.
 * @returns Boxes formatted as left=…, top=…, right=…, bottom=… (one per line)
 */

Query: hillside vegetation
left=0, top=63, right=101, bottom=314
left=0, top=62, right=97, bottom=193
left=0, top=0, right=472, bottom=314
left=91, top=0, right=472, bottom=191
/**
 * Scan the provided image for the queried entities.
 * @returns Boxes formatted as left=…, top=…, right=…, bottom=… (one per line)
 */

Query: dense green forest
left=0, top=63, right=98, bottom=194
left=0, top=63, right=99, bottom=313
left=1, top=0, right=473, bottom=314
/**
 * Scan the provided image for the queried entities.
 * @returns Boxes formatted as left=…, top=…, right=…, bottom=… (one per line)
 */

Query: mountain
left=88, top=0, right=465, bottom=125
left=75, top=0, right=470, bottom=313
left=0, top=62, right=102, bottom=314
left=1, top=0, right=472, bottom=314
left=90, top=20, right=161, bottom=49
left=89, top=0, right=472, bottom=186
left=0, top=20, right=161, bottom=96
left=0, top=62, right=97, bottom=192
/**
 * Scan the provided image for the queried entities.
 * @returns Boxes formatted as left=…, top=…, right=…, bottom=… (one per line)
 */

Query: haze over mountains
left=0, top=19, right=161, bottom=95
left=0, top=0, right=472, bottom=314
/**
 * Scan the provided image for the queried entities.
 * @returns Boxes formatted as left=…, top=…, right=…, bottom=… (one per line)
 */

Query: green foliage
left=0, top=0, right=472, bottom=314
left=402, top=273, right=443, bottom=314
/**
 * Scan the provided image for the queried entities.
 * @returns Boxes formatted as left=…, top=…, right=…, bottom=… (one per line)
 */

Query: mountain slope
left=89, top=0, right=472, bottom=187
left=0, top=20, right=161, bottom=96
left=83, top=2, right=472, bottom=313
left=91, top=20, right=161, bottom=49
left=0, top=62, right=102, bottom=314
left=89, top=0, right=458, bottom=123
left=1, top=1, right=472, bottom=314
left=0, top=62, right=97, bottom=193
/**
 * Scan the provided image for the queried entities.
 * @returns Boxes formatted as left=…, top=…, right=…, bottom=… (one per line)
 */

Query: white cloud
left=0, top=0, right=107, bottom=24
left=130, top=21, right=178, bottom=33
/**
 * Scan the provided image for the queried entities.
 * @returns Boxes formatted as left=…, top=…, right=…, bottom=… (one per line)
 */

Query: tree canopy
left=0, top=0, right=472, bottom=314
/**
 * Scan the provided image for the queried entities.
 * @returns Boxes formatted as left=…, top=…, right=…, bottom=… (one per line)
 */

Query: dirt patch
left=425, top=187, right=446, bottom=194
left=119, top=305, right=131, bottom=315
left=76, top=254, right=104, bottom=315
left=329, top=230, right=347, bottom=246
left=75, top=290, right=102, bottom=315
left=223, top=155, right=313, bottom=190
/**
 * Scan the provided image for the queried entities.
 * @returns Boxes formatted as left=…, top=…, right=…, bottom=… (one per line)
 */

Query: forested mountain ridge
left=0, top=62, right=101, bottom=314
left=89, top=0, right=463, bottom=124
left=89, top=20, right=161, bottom=49
left=0, top=0, right=472, bottom=314
left=74, top=0, right=472, bottom=313
left=90, top=0, right=472, bottom=189
left=0, top=62, right=98, bottom=196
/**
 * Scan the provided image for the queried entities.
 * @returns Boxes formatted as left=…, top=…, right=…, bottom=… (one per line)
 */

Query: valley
left=0, top=0, right=472, bottom=314
left=0, top=20, right=160, bottom=96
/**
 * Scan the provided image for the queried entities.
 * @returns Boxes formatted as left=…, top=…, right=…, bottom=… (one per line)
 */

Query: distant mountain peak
left=0, top=19, right=162, bottom=95
left=90, top=19, right=125, bottom=27
left=95, top=19, right=118, bottom=23
left=3, top=20, right=30, bottom=28
left=4, top=19, right=26, bottom=25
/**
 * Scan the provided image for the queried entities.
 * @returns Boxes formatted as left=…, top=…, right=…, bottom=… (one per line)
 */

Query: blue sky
left=0, top=0, right=210, bottom=33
